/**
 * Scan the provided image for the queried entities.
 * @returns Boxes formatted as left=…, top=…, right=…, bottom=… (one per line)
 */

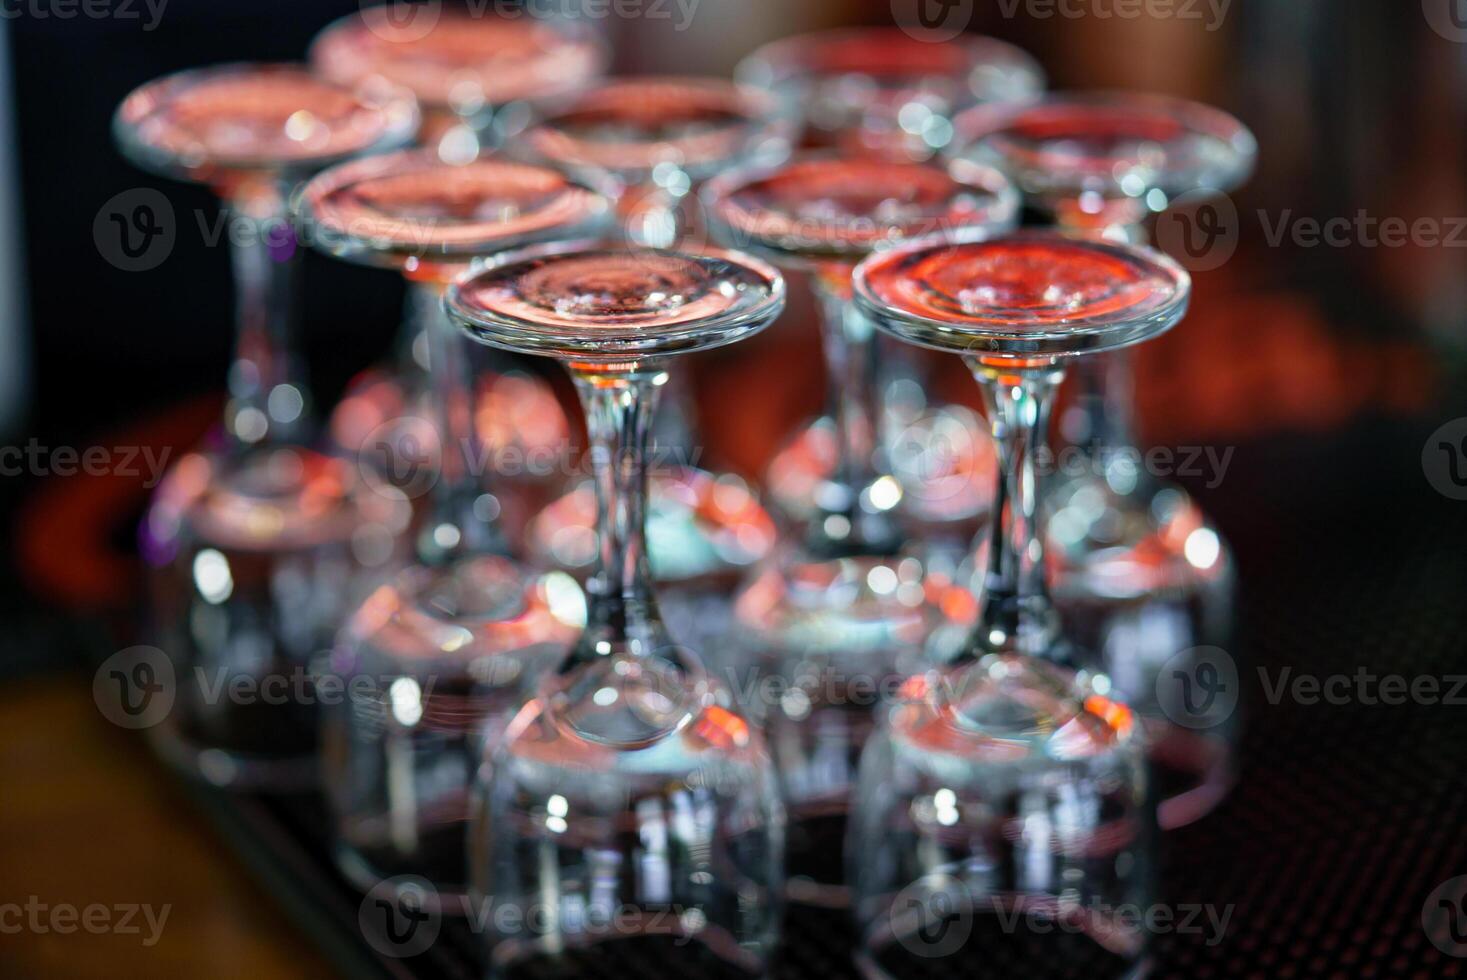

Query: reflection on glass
left=848, top=232, right=1188, bottom=979
left=953, top=93, right=1257, bottom=828
left=447, top=246, right=788, bottom=978
left=119, top=63, right=418, bottom=788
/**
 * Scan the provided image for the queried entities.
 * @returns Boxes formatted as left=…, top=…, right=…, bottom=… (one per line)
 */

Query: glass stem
left=1058, top=217, right=1145, bottom=460
left=568, top=366, right=670, bottom=664
left=965, top=358, right=1064, bottom=661
left=225, top=182, right=310, bottom=450
left=807, top=275, right=902, bottom=558
left=415, top=282, right=502, bottom=564
left=625, top=180, right=700, bottom=465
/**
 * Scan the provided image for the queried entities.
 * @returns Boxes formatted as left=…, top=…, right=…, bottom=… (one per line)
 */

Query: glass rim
left=949, top=89, right=1259, bottom=195
left=700, top=149, right=1021, bottom=267
left=294, top=147, right=617, bottom=269
left=113, top=61, right=420, bottom=184
left=446, top=243, right=787, bottom=362
left=852, top=228, right=1192, bottom=358
left=735, top=26, right=1045, bottom=96
left=518, top=74, right=795, bottom=184
left=306, top=6, right=610, bottom=113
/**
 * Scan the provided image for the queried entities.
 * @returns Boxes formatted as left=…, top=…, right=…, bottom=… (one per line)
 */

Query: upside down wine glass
left=119, top=64, right=418, bottom=788
left=447, top=247, right=787, bottom=978
left=513, top=78, right=789, bottom=647
left=848, top=232, right=1189, bottom=979
left=953, top=94, right=1257, bottom=829
left=735, top=28, right=1045, bottom=538
left=702, top=153, right=1018, bottom=907
left=310, top=6, right=606, bottom=532
left=298, top=151, right=612, bottom=905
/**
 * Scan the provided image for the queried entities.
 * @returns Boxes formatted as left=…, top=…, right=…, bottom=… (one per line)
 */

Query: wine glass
left=952, top=93, right=1257, bottom=829
left=848, top=231, right=1188, bottom=979
left=735, top=28, right=1044, bottom=544
left=507, top=77, right=790, bottom=657
left=310, top=6, right=608, bottom=539
left=120, top=64, right=418, bottom=788
left=297, top=150, right=614, bottom=906
left=701, top=153, right=1018, bottom=907
left=446, top=246, right=787, bottom=978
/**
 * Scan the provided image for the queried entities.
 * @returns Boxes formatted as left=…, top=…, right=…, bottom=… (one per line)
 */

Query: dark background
left=4, top=1, right=1467, bottom=977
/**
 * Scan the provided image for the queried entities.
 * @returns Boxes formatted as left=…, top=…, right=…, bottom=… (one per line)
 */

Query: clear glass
left=848, top=233, right=1189, bottom=979
left=298, top=151, right=614, bottom=902
left=512, top=78, right=792, bottom=637
left=702, top=154, right=1019, bottom=906
left=120, top=63, right=418, bottom=788
left=447, top=247, right=787, bottom=978
left=952, top=94, right=1256, bottom=828
left=735, top=27, right=1043, bottom=163
left=734, top=30, right=1044, bottom=544
left=311, top=8, right=606, bottom=520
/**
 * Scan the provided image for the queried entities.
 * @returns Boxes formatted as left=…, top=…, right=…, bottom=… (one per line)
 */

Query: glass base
left=526, top=466, right=776, bottom=587
left=765, top=409, right=995, bottom=537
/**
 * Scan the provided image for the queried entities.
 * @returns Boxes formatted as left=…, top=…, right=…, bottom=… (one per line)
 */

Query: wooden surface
left=0, top=674, right=332, bottom=979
